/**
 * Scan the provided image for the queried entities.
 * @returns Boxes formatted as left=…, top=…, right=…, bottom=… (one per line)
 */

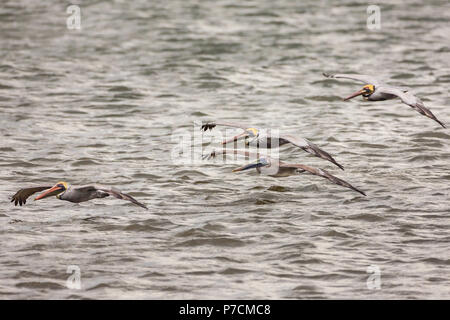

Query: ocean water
left=0, top=0, right=449, bottom=299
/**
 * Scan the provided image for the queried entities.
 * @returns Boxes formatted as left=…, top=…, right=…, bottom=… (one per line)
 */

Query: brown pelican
left=201, top=121, right=344, bottom=170
left=10, top=181, right=147, bottom=209
left=204, top=150, right=366, bottom=196
left=323, top=73, right=446, bottom=128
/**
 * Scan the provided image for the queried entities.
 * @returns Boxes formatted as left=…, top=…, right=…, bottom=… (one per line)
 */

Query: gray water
left=0, top=0, right=449, bottom=299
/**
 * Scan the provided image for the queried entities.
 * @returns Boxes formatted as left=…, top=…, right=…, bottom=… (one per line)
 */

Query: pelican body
left=323, top=73, right=445, bottom=128
left=11, top=181, right=147, bottom=209
left=204, top=150, right=366, bottom=196
left=201, top=121, right=344, bottom=170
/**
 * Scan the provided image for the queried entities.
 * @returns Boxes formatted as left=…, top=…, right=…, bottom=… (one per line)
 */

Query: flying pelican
left=201, top=121, right=344, bottom=170
left=203, top=149, right=366, bottom=196
left=10, top=181, right=147, bottom=209
left=323, top=73, right=446, bottom=128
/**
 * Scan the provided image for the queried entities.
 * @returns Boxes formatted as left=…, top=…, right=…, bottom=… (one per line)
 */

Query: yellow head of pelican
left=344, top=84, right=375, bottom=101
left=246, top=128, right=259, bottom=137
left=35, top=181, right=68, bottom=201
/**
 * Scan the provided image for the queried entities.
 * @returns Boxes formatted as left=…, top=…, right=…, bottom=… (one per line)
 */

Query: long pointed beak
left=34, top=185, right=64, bottom=201
left=232, top=162, right=264, bottom=172
left=343, top=89, right=365, bottom=101
left=222, top=132, right=249, bottom=145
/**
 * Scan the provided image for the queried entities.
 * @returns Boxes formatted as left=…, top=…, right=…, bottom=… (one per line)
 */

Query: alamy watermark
left=66, top=265, right=81, bottom=290
left=366, top=265, right=381, bottom=290
left=171, top=121, right=280, bottom=174
left=367, top=5, right=381, bottom=30
left=67, top=5, right=81, bottom=30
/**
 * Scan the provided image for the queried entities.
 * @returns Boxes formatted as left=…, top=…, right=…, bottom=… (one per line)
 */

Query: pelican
left=10, top=181, right=147, bottom=209
left=323, top=73, right=446, bottom=128
left=201, top=121, right=344, bottom=170
left=204, top=150, right=366, bottom=196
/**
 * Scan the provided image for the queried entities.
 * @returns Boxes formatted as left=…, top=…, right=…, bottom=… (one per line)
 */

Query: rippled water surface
left=0, top=0, right=449, bottom=299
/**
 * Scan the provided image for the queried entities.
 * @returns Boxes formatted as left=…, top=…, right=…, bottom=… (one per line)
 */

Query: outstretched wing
left=90, top=185, right=148, bottom=209
left=281, top=134, right=344, bottom=170
left=200, top=121, right=250, bottom=132
left=283, top=164, right=366, bottom=196
left=10, top=186, right=52, bottom=206
left=202, top=149, right=266, bottom=160
left=378, top=87, right=446, bottom=128
left=323, top=73, right=381, bottom=86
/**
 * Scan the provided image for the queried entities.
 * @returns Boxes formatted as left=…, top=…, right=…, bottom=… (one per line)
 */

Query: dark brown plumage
left=11, top=186, right=52, bottom=206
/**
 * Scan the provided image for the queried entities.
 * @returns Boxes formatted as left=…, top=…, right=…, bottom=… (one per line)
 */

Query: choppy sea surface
left=0, top=0, right=449, bottom=299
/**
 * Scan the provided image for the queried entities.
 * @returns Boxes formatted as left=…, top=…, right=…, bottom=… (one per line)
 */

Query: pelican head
left=35, top=181, right=69, bottom=201
left=222, top=127, right=259, bottom=145
left=232, top=157, right=269, bottom=172
left=344, top=84, right=375, bottom=101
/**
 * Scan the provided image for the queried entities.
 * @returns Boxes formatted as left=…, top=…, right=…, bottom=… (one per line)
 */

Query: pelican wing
left=10, top=186, right=52, bottom=206
left=281, top=134, right=344, bottom=170
left=282, top=164, right=366, bottom=196
left=200, top=121, right=251, bottom=132
left=323, top=73, right=381, bottom=86
left=202, top=149, right=266, bottom=160
left=378, top=87, right=446, bottom=128
left=76, top=185, right=148, bottom=209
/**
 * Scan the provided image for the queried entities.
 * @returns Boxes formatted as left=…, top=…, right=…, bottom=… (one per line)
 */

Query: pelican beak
left=343, top=89, right=365, bottom=101
left=34, top=185, right=64, bottom=201
left=232, top=161, right=265, bottom=172
left=222, top=132, right=249, bottom=145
